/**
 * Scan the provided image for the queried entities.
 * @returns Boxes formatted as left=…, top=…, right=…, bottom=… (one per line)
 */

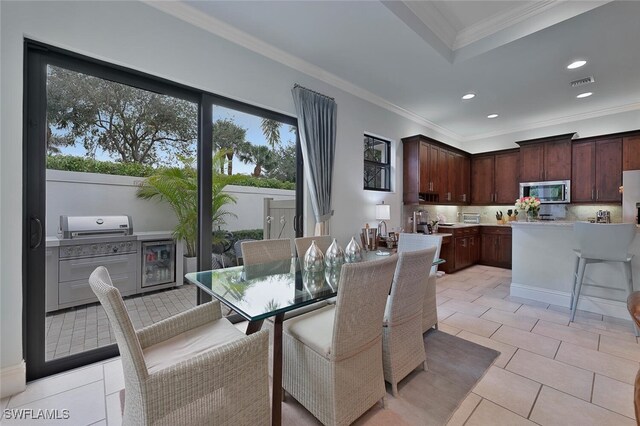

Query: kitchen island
left=510, top=221, right=640, bottom=319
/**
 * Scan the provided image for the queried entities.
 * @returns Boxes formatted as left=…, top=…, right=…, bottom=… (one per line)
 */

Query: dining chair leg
left=381, top=396, right=386, bottom=409
left=423, top=360, right=428, bottom=371
left=391, top=383, right=398, bottom=397
left=570, top=258, right=587, bottom=322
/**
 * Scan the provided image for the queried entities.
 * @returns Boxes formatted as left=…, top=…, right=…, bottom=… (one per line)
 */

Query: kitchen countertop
left=45, top=231, right=174, bottom=247
left=511, top=221, right=640, bottom=229
left=436, top=223, right=513, bottom=229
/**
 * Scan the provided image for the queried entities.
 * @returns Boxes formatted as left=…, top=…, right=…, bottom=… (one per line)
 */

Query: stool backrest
left=574, top=222, right=636, bottom=261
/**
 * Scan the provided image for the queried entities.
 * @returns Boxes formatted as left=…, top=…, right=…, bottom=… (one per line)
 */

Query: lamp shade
left=375, top=203, right=391, bottom=221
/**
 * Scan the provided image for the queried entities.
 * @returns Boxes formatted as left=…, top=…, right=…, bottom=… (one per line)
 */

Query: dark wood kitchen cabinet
left=517, top=133, right=574, bottom=182
left=471, top=155, right=494, bottom=204
left=480, top=226, right=512, bottom=269
left=402, top=135, right=470, bottom=205
left=623, top=135, right=640, bottom=171
left=440, top=227, right=479, bottom=273
left=471, top=150, right=518, bottom=204
left=572, top=138, right=622, bottom=203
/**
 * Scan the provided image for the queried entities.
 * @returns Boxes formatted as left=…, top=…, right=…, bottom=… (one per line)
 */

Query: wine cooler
left=142, top=240, right=176, bottom=288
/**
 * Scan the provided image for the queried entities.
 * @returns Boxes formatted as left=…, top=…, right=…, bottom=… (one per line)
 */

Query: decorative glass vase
left=526, top=210, right=539, bottom=222
left=344, top=236, right=363, bottom=263
left=304, top=240, right=325, bottom=272
left=325, top=238, right=345, bottom=268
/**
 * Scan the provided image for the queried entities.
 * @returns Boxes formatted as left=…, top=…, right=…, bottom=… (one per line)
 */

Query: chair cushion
left=143, top=318, right=245, bottom=374
left=283, top=305, right=335, bottom=357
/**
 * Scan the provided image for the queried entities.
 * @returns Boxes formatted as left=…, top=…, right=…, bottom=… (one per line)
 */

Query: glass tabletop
left=185, top=258, right=339, bottom=321
left=185, top=255, right=445, bottom=322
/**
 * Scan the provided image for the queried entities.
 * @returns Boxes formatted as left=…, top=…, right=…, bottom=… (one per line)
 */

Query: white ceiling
left=152, top=1, right=640, bottom=144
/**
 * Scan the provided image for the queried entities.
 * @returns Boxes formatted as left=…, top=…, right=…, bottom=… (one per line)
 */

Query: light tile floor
left=6, top=265, right=638, bottom=425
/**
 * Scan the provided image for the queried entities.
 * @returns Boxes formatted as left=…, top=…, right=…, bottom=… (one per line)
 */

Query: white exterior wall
left=45, top=170, right=294, bottom=236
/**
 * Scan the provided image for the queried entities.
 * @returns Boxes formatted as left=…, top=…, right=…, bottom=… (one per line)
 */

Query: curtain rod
left=293, top=83, right=335, bottom=101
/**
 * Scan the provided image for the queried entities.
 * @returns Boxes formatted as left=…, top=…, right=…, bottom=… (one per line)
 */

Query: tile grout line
left=526, top=384, right=543, bottom=419
left=461, top=395, right=484, bottom=426
left=590, top=373, right=595, bottom=403
left=8, top=378, right=105, bottom=410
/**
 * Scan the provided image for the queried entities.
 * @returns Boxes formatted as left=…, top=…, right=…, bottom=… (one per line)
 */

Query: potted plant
left=137, top=152, right=236, bottom=274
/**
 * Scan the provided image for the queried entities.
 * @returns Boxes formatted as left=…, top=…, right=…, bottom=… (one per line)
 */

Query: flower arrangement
left=515, top=196, right=541, bottom=219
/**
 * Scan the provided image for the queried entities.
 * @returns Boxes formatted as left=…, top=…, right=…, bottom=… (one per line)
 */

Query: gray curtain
left=291, top=85, right=337, bottom=235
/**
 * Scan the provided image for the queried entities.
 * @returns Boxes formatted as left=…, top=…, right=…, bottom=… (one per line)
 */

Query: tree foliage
left=260, top=118, right=281, bottom=150
left=46, top=66, right=197, bottom=165
left=237, top=143, right=275, bottom=177
left=212, top=119, right=247, bottom=175
left=265, top=144, right=297, bottom=183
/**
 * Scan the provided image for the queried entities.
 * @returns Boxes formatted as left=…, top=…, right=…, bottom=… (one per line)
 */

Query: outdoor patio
left=45, top=284, right=198, bottom=360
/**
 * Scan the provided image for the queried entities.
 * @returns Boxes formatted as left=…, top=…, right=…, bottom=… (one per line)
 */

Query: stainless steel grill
left=59, top=215, right=133, bottom=239
left=52, top=215, right=139, bottom=311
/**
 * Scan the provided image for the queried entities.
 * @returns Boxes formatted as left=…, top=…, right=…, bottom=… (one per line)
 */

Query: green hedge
left=217, top=174, right=295, bottom=190
left=47, top=155, right=295, bottom=190
left=47, top=155, right=155, bottom=177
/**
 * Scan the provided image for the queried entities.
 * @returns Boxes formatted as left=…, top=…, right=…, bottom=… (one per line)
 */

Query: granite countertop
left=511, top=221, right=640, bottom=229
left=437, top=223, right=513, bottom=229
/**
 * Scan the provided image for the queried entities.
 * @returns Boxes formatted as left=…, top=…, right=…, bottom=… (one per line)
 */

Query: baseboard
left=0, top=360, right=26, bottom=398
left=511, top=282, right=629, bottom=320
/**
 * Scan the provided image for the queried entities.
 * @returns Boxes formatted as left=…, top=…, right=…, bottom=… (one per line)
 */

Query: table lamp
left=376, top=202, right=391, bottom=237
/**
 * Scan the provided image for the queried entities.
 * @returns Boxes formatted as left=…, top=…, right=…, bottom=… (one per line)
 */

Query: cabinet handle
left=591, top=189, right=594, bottom=201
left=596, top=189, right=599, bottom=200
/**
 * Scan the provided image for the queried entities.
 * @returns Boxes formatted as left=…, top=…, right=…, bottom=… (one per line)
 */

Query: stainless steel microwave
left=519, top=180, right=571, bottom=204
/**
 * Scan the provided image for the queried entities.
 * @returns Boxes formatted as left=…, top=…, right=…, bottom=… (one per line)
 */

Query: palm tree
left=260, top=118, right=281, bottom=150
left=212, top=119, right=247, bottom=175
left=238, top=143, right=275, bottom=177
left=136, top=152, right=236, bottom=257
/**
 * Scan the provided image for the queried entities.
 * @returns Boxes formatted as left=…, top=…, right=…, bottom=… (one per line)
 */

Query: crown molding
left=453, top=0, right=559, bottom=50
left=144, top=0, right=461, bottom=141
left=463, top=102, right=640, bottom=142
left=402, top=1, right=458, bottom=50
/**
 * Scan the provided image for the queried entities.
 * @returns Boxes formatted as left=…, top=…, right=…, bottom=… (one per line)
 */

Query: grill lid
left=60, top=215, right=133, bottom=239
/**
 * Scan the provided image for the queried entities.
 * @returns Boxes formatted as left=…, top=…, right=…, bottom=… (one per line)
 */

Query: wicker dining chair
left=241, top=238, right=292, bottom=265
left=282, top=256, right=398, bottom=426
left=294, top=236, right=333, bottom=258
left=383, top=247, right=436, bottom=396
left=397, top=233, right=442, bottom=332
left=89, top=266, right=270, bottom=426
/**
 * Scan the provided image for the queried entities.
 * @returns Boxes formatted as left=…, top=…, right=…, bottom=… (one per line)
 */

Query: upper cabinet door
left=571, top=142, right=596, bottom=202
left=519, top=144, right=544, bottom=182
left=494, top=151, right=519, bottom=204
left=544, top=140, right=572, bottom=181
left=595, top=138, right=622, bottom=202
left=458, top=155, right=471, bottom=204
left=471, top=156, right=494, bottom=204
left=419, top=142, right=430, bottom=194
left=623, top=135, right=640, bottom=171
left=427, top=144, right=440, bottom=193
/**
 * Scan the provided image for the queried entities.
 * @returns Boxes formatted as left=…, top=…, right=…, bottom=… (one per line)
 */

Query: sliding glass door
left=24, top=40, right=302, bottom=380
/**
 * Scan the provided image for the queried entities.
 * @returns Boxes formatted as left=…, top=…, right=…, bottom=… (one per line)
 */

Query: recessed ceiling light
left=487, top=114, right=499, bottom=119
left=462, top=93, right=475, bottom=100
left=576, top=92, right=593, bottom=98
left=567, top=60, right=587, bottom=70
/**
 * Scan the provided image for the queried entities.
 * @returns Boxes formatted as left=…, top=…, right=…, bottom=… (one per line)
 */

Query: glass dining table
left=185, top=251, right=444, bottom=425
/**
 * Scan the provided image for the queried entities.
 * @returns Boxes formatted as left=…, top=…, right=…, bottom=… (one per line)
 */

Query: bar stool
left=570, top=223, right=637, bottom=330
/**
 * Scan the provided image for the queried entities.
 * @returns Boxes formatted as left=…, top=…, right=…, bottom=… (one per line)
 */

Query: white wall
left=45, top=170, right=294, bottom=236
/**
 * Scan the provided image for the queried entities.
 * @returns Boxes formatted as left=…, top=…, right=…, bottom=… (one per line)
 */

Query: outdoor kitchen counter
left=134, top=231, right=174, bottom=241
left=510, top=221, right=640, bottom=319
left=45, top=231, right=174, bottom=247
